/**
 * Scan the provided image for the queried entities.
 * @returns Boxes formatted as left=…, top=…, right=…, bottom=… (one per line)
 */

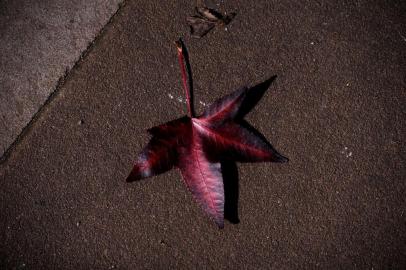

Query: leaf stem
left=175, top=39, right=195, bottom=118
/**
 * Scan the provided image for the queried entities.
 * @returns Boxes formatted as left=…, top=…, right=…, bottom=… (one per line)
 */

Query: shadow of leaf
left=222, top=161, right=240, bottom=224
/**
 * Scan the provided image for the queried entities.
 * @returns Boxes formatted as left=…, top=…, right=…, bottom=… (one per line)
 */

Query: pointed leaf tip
left=236, top=76, right=277, bottom=119
left=177, top=138, right=225, bottom=229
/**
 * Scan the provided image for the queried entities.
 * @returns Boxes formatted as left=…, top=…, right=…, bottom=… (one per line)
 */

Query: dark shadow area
left=236, top=75, right=277, bottom=119
left=221, top=76, right=288, bottom=224
left=222, top=161, right=240, bottom=224
left=238, top=75, right=288, bottom=163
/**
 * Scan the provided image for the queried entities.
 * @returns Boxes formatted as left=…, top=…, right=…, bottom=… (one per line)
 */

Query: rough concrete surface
left=1, top=0, right=406, bottom=269
left=0, top=0, right=122, bottom=157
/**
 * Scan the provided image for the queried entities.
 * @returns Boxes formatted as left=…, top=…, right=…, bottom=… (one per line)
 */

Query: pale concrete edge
left=0, top=1, right=127, bottom=165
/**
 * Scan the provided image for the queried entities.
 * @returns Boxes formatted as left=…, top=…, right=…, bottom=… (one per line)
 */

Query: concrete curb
left=0, top=0, right=124, bottom=161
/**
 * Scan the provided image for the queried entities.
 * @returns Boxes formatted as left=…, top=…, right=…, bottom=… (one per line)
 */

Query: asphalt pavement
left=1, top=0, right=405, bottom=269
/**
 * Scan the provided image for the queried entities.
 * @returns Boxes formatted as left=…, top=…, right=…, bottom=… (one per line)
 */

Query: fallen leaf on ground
left=187, top=6, right=236, bottom=38
left=127, top=39, right=287, bottom=228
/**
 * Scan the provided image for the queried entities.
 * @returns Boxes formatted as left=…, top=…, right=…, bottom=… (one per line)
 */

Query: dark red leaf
left=126, top=117, right=191, bottom=182
left=177, top=132, right=224, bottom=228
left=193, top=119, right=287, bottom=163
left=126, top=39, right=287, bottom=228
left=200, top=86, right=247, bottom=125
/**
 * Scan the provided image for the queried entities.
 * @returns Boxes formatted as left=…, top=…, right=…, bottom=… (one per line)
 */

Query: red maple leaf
left=127, top=39, right=288, bottom=228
